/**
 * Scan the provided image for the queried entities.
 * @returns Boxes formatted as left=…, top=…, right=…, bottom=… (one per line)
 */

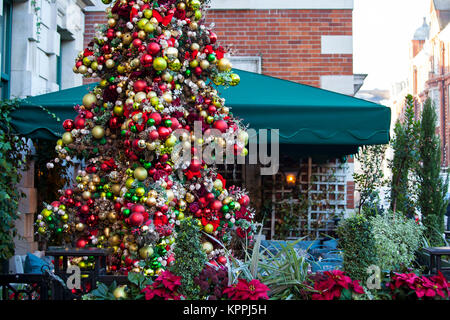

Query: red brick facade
left=204, top=9, right=353, bottom=87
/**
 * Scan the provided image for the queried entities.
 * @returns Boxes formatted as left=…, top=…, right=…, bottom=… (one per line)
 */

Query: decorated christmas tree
left=36, top=0, right=256, bottom=276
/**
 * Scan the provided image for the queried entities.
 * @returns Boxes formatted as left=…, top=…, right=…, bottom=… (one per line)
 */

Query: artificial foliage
left=389, top=94, right=420, bottom=217
left=35, top=0, right=257, bottom=276
left=169, top=217, right=207, bottom=298
left=0, top=99, right=29, bottom=264
left=337, top=214, right=378, bottom=282
left=416, top=98, right=448, bottom=246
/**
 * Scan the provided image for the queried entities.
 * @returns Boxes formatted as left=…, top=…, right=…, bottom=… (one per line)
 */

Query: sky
left=353, top=0, right=431, bottom=91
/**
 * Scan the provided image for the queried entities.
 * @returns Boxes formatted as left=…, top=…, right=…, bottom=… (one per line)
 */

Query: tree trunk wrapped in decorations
left=35, top=0, right=256, bottom=276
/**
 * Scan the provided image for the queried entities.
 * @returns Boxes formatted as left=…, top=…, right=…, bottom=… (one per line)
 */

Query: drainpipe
left=442, top=44, right=447, bottom=167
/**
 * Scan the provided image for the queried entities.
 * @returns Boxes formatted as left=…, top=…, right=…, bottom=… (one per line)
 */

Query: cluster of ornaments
left=36, top=0, right=256, bottom=276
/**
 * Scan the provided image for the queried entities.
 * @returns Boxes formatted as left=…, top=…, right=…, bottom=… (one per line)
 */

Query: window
left=228, top=56, right=262, bottom=74
left=0, top=0, right=12, bottom=99
left=429, top=89, right=441, bottom=127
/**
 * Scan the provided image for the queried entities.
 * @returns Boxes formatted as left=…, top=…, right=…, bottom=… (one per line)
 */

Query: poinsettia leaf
left=339, top=288, right=353, bottom=300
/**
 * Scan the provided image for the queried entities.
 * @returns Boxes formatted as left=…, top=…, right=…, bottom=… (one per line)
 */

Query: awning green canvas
left=11, top=70, right=391, bottom=153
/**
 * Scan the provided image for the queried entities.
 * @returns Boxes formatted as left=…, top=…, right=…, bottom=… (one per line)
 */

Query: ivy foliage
left=416, top=98, right=448, bottom=246
left=389, top=95, right=420, bottom=217
left=0, top=99, right=29, bottom=263
left=337, top=214, right=378, bottom=282
left=169, top=217, right=207, bottom=299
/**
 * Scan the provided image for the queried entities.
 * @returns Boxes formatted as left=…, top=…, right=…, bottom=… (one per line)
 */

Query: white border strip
left=209, top=0, right=354, bottom=10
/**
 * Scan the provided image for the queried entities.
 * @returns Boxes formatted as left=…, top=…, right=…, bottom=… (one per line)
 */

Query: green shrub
left=370, top=211, right=424, bottom=271
left=337, top=214, right=378, bottom=282
left=169, top=217, right=207, bottom=299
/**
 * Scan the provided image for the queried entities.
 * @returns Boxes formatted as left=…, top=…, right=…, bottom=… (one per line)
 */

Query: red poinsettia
left=142, top=270, right=184, bottom=300
left=312, top=270, right=364, bottom=300
left=388, top=271, right=449, bottom=300
left=223, top=278, right=270, bottom=300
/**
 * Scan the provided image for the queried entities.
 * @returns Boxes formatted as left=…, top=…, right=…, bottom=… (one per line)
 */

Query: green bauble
left=153, top=57, right=167, bottom=71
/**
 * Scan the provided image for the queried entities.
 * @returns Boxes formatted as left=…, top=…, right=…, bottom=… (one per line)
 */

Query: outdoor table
left=45, top=247, right=110, bottom=299
left=423, top=247, right=450, bottom=275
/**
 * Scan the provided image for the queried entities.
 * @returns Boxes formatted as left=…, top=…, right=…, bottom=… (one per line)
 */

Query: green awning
left=11, top=70, right=390, bottom=153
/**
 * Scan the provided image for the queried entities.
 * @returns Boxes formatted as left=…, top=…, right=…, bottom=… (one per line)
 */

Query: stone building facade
left=3, top=0, right=95, bottom=256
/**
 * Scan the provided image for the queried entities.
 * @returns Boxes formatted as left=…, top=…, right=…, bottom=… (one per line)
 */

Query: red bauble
left=194, top=66, right=202, bottom=76
left=160, top=204, right=169, bottom=214
left=160, top=154, right=169, bottom=163
left=114, top=202, right=122, bottom=212
left=80, top=205, right=90, bottom=215
left=132, top=204, right=146, bottom=214
left=129, top=212, right=145, bottom=226
left=76, top=239, right=88, bottom=248
left=63, top=119, right=74, bottom=131
left=213, top=119, right=228, bottom=133
left=217, top=256, right=227, bottom=265
left=209, top=32, right=218, bottom=44
left=132, top=39, right=142, bottom=48
left=84, top=111, right=94, bottom=119
left=109, top=117, right=121, bottom=129
left=147, top=42, right=161, bottom=55
left=149, top=130, right=159, bottom=140
left=134, top=80, right=147, bottom=92
left=239, top=195, right=250, bottom=207
left=158, top=126, right=170, bottom=139
left=76, top=61, right=82, bottom=68
left=74, top=117, right=86, bottom=129
left=189, top=159, right=202, bottom=172
left=97, top=56, right=105, bottom=64
left=206, top=192, right=215, bottom=202
left=211, top=200, right=223, bottom=211
left=208, top=105, right=216, bottom=114
left=101, top=44, right=111, bottom=53
left=170, top=117, right=180, bottom=129
left=140, top=54, right=153, bottom=67
left=149, top=112, right=162, bottom=125
left=65, top=189, right=73, bottom=197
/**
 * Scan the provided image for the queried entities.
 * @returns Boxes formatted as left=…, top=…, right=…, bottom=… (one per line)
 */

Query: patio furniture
left=422, top=247, right=450, bottom=276
left=45, top=247, right=110, bottom=299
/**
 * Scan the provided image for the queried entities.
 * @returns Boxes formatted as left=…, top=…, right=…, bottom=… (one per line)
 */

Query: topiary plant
left=337, top=214, right=378, bottom=282
left=169, top=217, right=207, bottom=299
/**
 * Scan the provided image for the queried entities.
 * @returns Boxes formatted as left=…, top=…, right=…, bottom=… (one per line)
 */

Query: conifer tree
left=417, top=98, right=448, bottom=246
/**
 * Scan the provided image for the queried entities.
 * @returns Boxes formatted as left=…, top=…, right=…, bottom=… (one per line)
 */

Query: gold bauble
left=166, top=190, right=175, bottom=202
left=92, top=126, right=105, bottom=139
left=129, top=243, right=138, bottom=252
left=134, top=91, right=147, bottom=103
left=82, top=93, right=97, bottom=109
left=107, top=211, right=117, bottom=222
left=107, top=18, right=116, bottom=27
left=123, top=33, right=132, bottom=45
left=200, top=60, right=210, bottom=70
left=98, top=212, right=107, bottom=220
left=178, top=199, right=187, bottom=210
left=103, top=227, right=111, bottom=238
left=78, top=65, right=88, bottom=74
left=165, top=47, right=178, bottom=60
left=62, top=132, right=74, bottom=145
left=139, top=246, right=154, bottom=259
left=133, top=167, right=148, bottom=181
left=111, top=184, right=121, bottom=195
left=82, top=191, right=92, bottom=200
left=109, top=234, right=121, bottom=246
left=218, top=58, right=232, bottom=72
left=146, top=197, right=157, bottom=207
left=92, top=175, right=101, bottom=185
left=186, top=193, right=195, bottom=203
left=202, top=241, right=214, bottom=254
left=105, top=59, right=115, bottom=69
left=113, top=285, right=127, bottom=299
left=75, top=223, right=85, bottom=232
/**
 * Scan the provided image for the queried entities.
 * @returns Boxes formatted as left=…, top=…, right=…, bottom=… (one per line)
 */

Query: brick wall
left=83, top=11, right=106, bottom=84
left=83, top=9, right=353, bottom=87
left=205, top=9, right=353, bottom=87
